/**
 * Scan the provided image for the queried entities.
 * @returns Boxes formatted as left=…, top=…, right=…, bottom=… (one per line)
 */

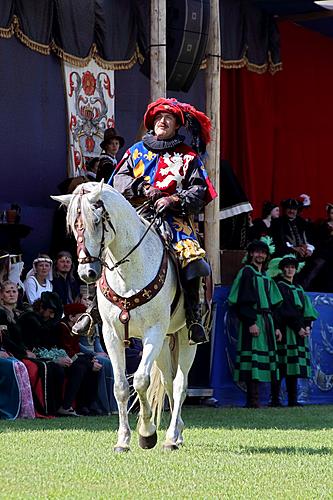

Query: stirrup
left=71, top=312, right=95, bottom=337
left=188, top=321, right=208, bottom=346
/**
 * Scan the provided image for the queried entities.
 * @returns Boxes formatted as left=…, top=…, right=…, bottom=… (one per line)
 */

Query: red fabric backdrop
left=221, top=21, right=333, bottom=220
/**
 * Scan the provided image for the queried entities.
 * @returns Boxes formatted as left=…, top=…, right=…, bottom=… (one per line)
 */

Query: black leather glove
left=154, top=195, right=180, bottom=213
left=143, top=184, right=166, bottom=203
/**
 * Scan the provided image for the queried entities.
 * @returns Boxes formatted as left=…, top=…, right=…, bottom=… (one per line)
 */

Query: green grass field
left=0, top=406, right=332, bottom=499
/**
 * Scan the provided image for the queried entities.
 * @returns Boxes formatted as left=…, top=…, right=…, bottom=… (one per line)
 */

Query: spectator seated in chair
left=18, top=291, right=99, bottom=417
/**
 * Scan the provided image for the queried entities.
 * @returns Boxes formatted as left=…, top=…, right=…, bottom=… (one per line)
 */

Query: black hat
left=247, top=240, right=269, bottom=254
left=278, top=256, right=299, bottom=271
left=281, top=198, right=301, bottom=210
left=100, top=128, right=125, bottom=150
left=40, top=292, right=63, bottom=321
left=262, top=201, right=278, bottom=218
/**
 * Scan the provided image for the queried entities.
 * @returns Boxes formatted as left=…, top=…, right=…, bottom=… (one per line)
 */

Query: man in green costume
left=228, top=240, right=283, bottom=408
left=268, top=255, right=318, bottom=406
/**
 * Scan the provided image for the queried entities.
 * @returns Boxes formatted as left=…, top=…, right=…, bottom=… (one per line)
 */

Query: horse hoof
left=114, top=446, right=130, bottom=453
left=162, top=443, right=179, bottom=451
left=138, top=432, right=157, bottom=449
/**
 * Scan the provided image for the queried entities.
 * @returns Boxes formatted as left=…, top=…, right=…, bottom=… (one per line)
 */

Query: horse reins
left=75, top=192, right=169, bottom=346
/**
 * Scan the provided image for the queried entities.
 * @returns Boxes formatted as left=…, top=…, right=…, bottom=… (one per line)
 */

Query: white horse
left=52, top=181, right=197, bottom=452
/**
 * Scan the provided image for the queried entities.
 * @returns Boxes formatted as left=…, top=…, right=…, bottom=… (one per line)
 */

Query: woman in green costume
left=268, top=255, right=318, bottom=406
left=228, top=240, right=283, bottom=408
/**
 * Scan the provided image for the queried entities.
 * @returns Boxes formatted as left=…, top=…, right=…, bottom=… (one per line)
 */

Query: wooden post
left=150, top=0, right=166, bottom=101
left=204, top=0, right=221, bottom=284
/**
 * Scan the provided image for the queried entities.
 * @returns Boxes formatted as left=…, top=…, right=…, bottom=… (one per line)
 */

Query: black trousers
left=62, top=356, right=98, bottom=409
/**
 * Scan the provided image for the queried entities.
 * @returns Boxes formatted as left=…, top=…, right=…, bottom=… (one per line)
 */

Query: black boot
left=183, top=276, right=208, bottom=345
left=245, top=381, right=260, bottom=408
left=269, top=380, right=283, bottom=407
left=72, top=295, right=101, bottom=336
left=286, top=376, right=302, bottom=407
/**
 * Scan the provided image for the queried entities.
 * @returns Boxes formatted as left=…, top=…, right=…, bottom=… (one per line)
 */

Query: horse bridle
left=75, top=193, right=160, bottom=272
left=75, top=195, right=116, bottom=268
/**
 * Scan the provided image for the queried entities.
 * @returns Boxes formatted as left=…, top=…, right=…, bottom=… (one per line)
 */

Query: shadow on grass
left=237, top=445, right=333, bottom=456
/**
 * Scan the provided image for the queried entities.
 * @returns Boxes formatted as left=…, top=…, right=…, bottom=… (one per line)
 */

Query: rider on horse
left=112, top=98, right=217, bottom=345
left=73, top=98, right=216, bottom=345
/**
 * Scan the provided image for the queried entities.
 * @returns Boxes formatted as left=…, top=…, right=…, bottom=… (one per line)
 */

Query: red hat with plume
left=144, top=98, right=212, bottom=154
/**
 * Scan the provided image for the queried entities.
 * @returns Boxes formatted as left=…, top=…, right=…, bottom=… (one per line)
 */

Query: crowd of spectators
left=0, top=126, right=145, bottom=420
left=0, top=250, right=142, bottom=420
left=247, top=195, right=333, bottom=292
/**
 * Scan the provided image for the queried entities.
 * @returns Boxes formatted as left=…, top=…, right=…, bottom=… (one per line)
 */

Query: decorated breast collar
left=99, top=248, right=168, bottom=346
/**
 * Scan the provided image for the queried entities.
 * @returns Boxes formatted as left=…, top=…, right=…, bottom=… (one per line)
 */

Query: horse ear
left=50, top=194, right=72, bottom=206
left=86, top=180, right=104, bottom=204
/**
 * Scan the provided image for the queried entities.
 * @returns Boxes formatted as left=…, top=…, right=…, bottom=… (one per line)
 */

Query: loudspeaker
left=166, top=0, right=210, bottom=91
left=140, top=0, right=210, bottom=92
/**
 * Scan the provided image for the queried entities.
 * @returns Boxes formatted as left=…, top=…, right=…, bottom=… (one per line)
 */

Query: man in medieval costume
left=228, top=239, right=283, bottom=407
left=267, top=254, right=318, bottom=406
left=111, top=97, right=217, bottom=345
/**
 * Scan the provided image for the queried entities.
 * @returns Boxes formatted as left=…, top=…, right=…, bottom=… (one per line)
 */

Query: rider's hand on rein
left=154, top=195, right=180, bottom=213
left=143, top=184, right=167, bottom=203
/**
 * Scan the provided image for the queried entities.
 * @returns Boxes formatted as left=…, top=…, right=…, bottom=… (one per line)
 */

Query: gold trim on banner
left=93, top=48, right=138, bottom=70
left=51, top=41, right=95, bottom=68
left=12, top=15, right=50, bottom=55
left=221, top=55, right=282, bottom=75
left=0, top=22, right=14, bottom=39
left=0, top=16, right=139, bottom=70
left=52, top=41, right=139, bottom=70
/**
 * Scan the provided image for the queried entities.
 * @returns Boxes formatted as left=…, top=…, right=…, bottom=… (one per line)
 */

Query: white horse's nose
left=78, top=262, right=101, bottom=283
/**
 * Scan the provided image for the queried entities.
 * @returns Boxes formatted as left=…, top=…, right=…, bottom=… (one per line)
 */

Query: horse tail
left=147, top=333, right=179, bottom=429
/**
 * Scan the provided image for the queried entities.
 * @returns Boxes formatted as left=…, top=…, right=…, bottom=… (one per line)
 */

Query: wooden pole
left=150, top=0, right=166, bottom=101
left=204, top=0, right=221, bottom=283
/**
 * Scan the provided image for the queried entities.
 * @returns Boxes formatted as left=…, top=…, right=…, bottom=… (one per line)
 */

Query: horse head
left=51, top=181, right=115, bottom=283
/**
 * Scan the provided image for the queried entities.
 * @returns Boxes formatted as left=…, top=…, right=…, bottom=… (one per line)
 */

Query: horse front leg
left=103, top=331, right=131, bottom=452
left=133, top=328, right=164, bottom=449
left=164, top=328, right=197, bottom=450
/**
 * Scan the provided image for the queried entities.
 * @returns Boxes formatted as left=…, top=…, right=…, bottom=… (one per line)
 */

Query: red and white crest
left=154, top=148, right=195, bottom=194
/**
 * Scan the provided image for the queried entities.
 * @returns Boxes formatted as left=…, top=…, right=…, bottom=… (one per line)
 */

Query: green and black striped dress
left=274, top=279, right=318, bottom=378
left=228, top=264, right=283, bottom=383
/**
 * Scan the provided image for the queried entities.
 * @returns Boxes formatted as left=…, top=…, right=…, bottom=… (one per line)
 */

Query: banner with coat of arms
left=63, top=60, right=115, bottom=177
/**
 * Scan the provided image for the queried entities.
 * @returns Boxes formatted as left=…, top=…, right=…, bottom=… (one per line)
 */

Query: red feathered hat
left=144, top=98, right=185, bottom=129
left=144, top=98, right=211, bottom=154
left=64, top=303, right=86, bottom=317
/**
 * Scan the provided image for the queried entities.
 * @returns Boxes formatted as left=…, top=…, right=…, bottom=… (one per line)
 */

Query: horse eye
left=93, top=201, right=103, bottom=210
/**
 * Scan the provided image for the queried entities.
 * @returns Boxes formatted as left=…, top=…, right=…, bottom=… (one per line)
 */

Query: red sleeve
left=57, top=322, right=80, bottom=358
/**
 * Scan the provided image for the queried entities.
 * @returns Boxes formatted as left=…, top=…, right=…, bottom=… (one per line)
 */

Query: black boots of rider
left=183, top=276, right=208, bottom=345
